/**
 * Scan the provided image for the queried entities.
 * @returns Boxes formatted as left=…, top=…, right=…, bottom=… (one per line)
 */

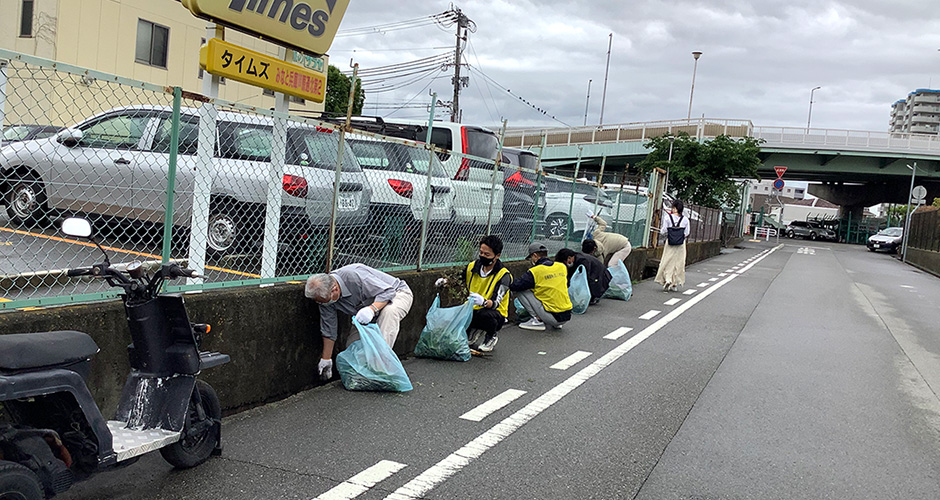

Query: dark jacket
left=568, top=252, right=611, bottom=299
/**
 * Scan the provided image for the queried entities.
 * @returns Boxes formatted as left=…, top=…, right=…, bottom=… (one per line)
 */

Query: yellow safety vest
left=528, top=262, right=573, bottom=313
left=466, top=262, right=512, bottom=318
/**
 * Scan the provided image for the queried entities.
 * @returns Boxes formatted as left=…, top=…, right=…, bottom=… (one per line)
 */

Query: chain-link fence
left=0, top=49, right=722, bottom=311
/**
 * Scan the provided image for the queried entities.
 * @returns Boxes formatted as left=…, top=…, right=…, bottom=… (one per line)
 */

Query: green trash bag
left=603, top=260, right=633, bottom=301
left=569, top=264, right=591, bottom=314
left=514, top=297, right=531, bottom=322
left=414, top=295, right=473, bottom=362
left=336, top=321, right=413, bottom=392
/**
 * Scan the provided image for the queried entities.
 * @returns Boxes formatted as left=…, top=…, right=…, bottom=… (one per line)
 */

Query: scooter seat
left=0, top=331, right=99, bottom=371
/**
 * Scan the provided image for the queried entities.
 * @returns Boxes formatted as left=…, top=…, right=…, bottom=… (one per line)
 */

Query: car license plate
left=432, top=195, right=446, bottom=208
left=873, top=243, right=880, bottom=248
left=338, top=193, right=359, bottom=211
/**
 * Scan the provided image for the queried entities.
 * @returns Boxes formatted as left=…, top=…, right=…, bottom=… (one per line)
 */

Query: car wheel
left=787, top=230, right=794, bottom=238
left=206, top=204, right=246, bottom=257
left=810, top=232, right=817, bottom=241
left=868, top=247, right=875, bottom=252
left=544, top=214, right=571, bottom=239
left=4, top=173, right=49, bottom=227
left=0, top=461, right=44, bottom=500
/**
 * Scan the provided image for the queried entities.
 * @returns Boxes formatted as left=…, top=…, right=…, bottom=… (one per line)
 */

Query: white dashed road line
left=639, top=310, right=661, bottom=320
left=709, top=278, right=718, bottom=282
left=683, top=289, right=697, bottom=295
left=550, top=351, right=593, bottom=370
left=697, top=282, right=709, bottom=288
left=664, top=298, right=681, bottom=306
left=315, top=460, right=407, bottom=500
left=459, top=389, right=528, bottom=422
left=603, top=327, right=633, bottom=340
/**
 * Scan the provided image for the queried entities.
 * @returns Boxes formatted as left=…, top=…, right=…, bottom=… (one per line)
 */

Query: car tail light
left=282, top=174, right=308, bottom=198
left=388, top=179, right=414, bottom=198
left=454, top=126, right=471, bottom=181
left=315, top=126, right=334, bottom=133
left=505, top=171, right=535, bottom=189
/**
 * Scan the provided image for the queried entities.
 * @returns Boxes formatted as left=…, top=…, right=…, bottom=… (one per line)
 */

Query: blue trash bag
left=414, top=295, right=473, bottom=362
left=336, top=321, right=413, bottom=392
left=603, top=260, right=633, bottom=301
left=514, top=297, right=531, bottom=322
left=582, top=220, right=597, bottom=242
left=569, top=264, right=591, bottom=314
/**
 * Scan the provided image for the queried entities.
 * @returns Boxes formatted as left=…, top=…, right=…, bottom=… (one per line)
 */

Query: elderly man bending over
left=305, top=264, right=413, bottom=380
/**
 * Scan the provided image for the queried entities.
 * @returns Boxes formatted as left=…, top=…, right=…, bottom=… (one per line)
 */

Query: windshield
left=349, top=140, right=446, bottom=178
left=878, top=227, right=903, bottom=237
left=2, top=125, right=34, bottom=141
left=217, top=122, right=360, bottom=172
left=464, top=128, right=499, bottom=160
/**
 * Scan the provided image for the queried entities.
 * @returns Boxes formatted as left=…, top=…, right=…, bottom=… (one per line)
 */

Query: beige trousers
left=375, top=287, right=414, bottom=348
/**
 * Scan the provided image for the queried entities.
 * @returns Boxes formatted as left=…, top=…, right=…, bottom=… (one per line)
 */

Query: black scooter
left=0, top=218, right=230, bottom=499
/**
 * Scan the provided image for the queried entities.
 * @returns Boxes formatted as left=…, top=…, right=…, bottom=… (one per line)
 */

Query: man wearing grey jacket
left=305, top=264, right=413, bottom=380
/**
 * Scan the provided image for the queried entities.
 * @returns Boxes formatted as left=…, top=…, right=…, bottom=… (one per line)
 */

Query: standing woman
left=655, top=199, right=691, bottom=292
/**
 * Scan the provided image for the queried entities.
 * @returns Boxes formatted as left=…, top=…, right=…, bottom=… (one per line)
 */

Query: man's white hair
left=305, top=274, right=335, bottom=300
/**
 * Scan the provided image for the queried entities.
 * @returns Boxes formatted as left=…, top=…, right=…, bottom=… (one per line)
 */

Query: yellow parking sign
left=199, top=38, right=326, bottom=103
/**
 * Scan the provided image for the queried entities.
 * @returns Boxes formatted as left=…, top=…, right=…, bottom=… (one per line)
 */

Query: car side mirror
left=61, top=217, right=92, bottom=238
left=56, top=128, right=84, bottom=147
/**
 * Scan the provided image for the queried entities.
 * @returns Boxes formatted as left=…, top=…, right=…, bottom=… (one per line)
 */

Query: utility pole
left=451, top=8, right=472, bottom=123
left=599, top=33, right=612, bottom=125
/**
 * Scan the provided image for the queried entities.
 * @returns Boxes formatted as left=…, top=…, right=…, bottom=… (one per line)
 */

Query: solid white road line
left=385, top=244, right=786, bottom=500
left=316, top=460, right=407, bottom=500
left=603, top=327, right=633, bottom=340
left=664, top=298, right=681, bottom=306
left=459, top=389, right=528, bottom=422
left=639, top=310, right=661, bottom=320
left=683, top=289, right=697, bottom=295
left=550, top=351, right=593, bottom=370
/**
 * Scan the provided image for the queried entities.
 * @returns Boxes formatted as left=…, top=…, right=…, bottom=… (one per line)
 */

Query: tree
left=324, top=65, right=365, bottom=116
left=636, top=133, right=763, bottom=209
left=933, top=197, right=940, bottom=209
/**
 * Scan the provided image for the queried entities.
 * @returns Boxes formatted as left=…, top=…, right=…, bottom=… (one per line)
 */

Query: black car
left=1, top=124, right=62, bottom=146
left=867, top=227, right=903, bottom=253
left=786, top=220, right=837, bottom=240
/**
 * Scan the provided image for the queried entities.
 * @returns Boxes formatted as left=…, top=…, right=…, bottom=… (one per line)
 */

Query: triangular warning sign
left=774, top=166, right=787, bottom=178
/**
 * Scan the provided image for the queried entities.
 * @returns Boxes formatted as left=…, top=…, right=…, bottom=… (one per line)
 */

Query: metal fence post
left=326, top=64, right=358, bottom=272
left=530, top=134, right=548, bottom=242
left=161, top=87, right=182, bottom=264
left=591, top=155, right=607, bottom=216
left=260, top=49, right=291, bottom=279
left=564, top=147, right=583, bottom=247
left=0, top=59, right=8, bottom=138
left=485, top=119, right=508, bottom=234
left=417, top=94, right=437, bottom=272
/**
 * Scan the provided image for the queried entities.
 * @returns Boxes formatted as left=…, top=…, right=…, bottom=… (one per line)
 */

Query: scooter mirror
left=61, top=217, right=93, bottom=238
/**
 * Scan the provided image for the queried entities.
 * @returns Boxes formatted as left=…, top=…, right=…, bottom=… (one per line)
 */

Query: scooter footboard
left=114, top=374, right=195, bottom=432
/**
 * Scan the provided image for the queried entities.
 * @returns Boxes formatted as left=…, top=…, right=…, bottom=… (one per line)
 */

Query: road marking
left=901, top=285, right=914, bottom=289
left=718, top=273, right=727, bottom=277
left=724, top=269, right=734, bottom=273
left=549, top=351, right=592, bottom=370
left=797, top=247, right=816, bottom=255
left=683, top=289, right=697, bottom=295
left=709, top=278, right=718, bottom=282
left=697, top=282, right=709, bottom=287
left=0, top=225, right=260, bottom=278
left=603, top=327, right=633, bottom=340
left=316, top=460, right=407, bottom=500
left=385, top=244, right=786, bottom=500
left=639, top=310, right=661, bottom=320
left=664, top=298, right=681, bottom=306
left=459, top=389, right=528, bottom=422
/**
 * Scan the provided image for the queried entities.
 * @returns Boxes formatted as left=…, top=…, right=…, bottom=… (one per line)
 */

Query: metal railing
left=0, top=49, right=694, bottom=311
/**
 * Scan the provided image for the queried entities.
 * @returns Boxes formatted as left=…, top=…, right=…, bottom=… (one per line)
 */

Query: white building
left=890, top=89, right=940, bottom=135
left=749, top=179, right=805, bottom=200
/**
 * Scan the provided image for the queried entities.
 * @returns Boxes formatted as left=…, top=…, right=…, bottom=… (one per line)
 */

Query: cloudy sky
left=328, top=0, right=940, bottom=132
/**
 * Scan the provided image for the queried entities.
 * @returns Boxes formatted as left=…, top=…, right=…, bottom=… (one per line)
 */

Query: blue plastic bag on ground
left=603, top=260, right=633, bottom=301
left=414, top=296, right=473, bottom=362
left=514, top=297, right=531, bottom=322
left=336, top=321, right=413, bottom=392
left=569, top=264, right=591, bottom=314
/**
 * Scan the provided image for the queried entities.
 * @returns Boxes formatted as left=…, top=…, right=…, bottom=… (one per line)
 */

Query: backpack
left=666, top=214, right=685, bottom=246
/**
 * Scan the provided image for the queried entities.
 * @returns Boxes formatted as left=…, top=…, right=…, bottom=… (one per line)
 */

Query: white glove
left=469, top=292, right=485, bottom=307
left=355, top=306, right=375, bottom=324
left=435, top=277, right=448, bottom=287
left=318, top=359, right=333, bottom=381
left=586, top=211, right=595, bottom=219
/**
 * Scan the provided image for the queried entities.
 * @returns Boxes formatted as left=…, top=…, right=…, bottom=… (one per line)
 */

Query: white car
left=542, top=178, right=613, bottom=239
left=347, top=137, right=455, bottom=229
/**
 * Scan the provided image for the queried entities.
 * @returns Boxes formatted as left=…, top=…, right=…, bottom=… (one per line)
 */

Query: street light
left=687, top=51, right=703, bottom=121
left=902, top=162, right=917, bottom=262
left=583, top=79, right=592, bottom=126
left=806, top=86, right=821, bottom=132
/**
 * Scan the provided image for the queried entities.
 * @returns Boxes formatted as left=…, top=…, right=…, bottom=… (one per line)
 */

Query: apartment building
left=889, top=89, right=940, bottom=135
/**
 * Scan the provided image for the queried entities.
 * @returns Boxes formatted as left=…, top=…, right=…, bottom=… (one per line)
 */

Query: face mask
left=478, top=255, right=494, bottom=266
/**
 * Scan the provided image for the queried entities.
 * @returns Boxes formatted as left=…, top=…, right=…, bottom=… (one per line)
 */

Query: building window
left=20, top=0, right=34, bottom=37
left=263, top=89, right=275, bottom=97
left=135, top=19, right=169, bottom=69
left=289, top=95, right=305, bottom=104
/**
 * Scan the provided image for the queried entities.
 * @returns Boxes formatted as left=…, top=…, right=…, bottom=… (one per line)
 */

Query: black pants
left=469, top=308, right=505, bottom=342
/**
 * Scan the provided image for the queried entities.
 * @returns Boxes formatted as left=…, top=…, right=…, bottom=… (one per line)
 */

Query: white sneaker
left=519, top=318, right=545, bottom=331
left=479, top=336, right=498, bottom=352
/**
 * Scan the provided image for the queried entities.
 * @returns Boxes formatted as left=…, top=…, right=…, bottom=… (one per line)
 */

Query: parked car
left=336, top=116, right=505, bottom=228
left=0, top=106, right=371, bottom=256
left=496, top=147, right=545, bottom=237
left=786, top=220, right=836, bottom=240
left=867, top=227, right=903, bottom=253
left=542, top=178, right=613, bottom=239
left=347, top=138, right=454, bottom=258
left=605, top=188, right=649, bottom=225
left=1, top=124, right=62, bottom=146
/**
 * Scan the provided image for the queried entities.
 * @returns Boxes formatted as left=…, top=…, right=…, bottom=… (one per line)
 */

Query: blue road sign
left=773, top=178, right=785, bottom=190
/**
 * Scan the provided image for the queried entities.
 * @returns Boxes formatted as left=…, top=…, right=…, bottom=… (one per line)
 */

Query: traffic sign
left=912, top=185, right=927, bottom=201
left=773, top=178, right=785, bottom=190
left=774, top=166, right=787, bottom=178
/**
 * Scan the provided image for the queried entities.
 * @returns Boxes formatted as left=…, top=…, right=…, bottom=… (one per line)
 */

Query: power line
left=466, top=64, right=571, bottom=126
left=336, top=10, right=460, bottom=37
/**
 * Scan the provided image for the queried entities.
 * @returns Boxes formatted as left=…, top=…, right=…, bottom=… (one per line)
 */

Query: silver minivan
left=0, top=106, right=371, bottom=255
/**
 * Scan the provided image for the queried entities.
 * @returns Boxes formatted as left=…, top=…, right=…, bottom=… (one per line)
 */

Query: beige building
left=889, top=89, right=940, bottom=135
left=1, top=0, right=327, bottom=126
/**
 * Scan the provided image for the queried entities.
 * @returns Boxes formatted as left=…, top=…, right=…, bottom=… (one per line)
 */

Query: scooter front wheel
left=0, top=460, right=44, bottom=500
left=160, top=380, right=222, bottom=469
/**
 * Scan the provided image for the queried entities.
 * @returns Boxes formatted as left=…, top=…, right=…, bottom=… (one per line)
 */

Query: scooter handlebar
left=66, top=267, right=94, bottom=277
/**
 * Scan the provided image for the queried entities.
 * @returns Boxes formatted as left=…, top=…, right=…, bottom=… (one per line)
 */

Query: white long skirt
left=655, top=242, right=687, bottom=287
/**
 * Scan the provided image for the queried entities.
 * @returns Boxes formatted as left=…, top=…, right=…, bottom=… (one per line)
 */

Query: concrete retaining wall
left=906, top=248, right=940, bottom=278
left=0, top=241, right=720, bottom=417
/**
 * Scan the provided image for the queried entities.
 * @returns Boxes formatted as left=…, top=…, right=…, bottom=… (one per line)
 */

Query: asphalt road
left=55, top=239, right=940, bottom=499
